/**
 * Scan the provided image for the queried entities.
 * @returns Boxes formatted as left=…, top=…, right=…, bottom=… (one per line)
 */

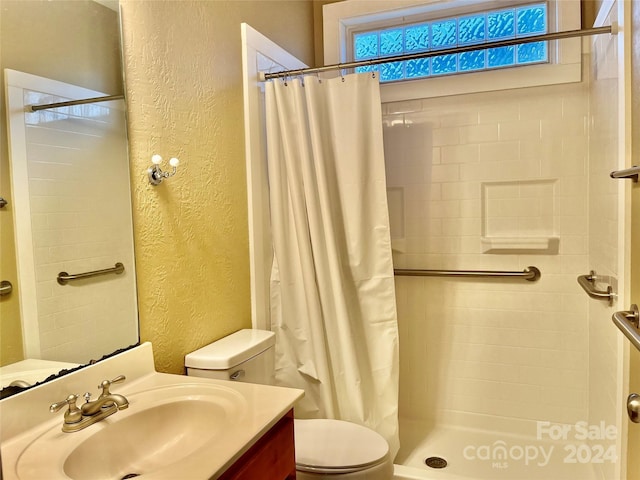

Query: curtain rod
left=29, top=94, right=125, bottom=112
left=261, top=25, right=614, bottom=81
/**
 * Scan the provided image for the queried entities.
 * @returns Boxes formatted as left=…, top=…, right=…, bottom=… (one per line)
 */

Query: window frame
left=323, top=0, right=582, bottom=103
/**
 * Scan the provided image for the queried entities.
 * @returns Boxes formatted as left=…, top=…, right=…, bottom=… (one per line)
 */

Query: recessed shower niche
left=480, top=179, right=559, bottom=253
left=383, top=121, right=433, bottom=255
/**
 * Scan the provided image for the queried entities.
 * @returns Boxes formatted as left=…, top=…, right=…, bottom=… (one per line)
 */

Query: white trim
left=323, top=0, right=582, bottom=103
left=241, top=24, right=308, bottom=330
left=593, top=0, right=615, bottom=28
left=5, top=77, right=39, bottom=359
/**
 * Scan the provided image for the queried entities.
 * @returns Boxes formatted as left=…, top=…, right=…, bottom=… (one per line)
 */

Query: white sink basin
left=65, top=388, right=243, bottom=479
left=16, top=383, right=247, bottom=480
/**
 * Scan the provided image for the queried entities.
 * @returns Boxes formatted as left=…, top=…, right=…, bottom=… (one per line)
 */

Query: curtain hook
left=369, top=59, right=376, bottom=79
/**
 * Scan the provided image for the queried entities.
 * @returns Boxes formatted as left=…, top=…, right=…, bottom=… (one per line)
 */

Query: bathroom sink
left=1, top=344, right=303, bottom=480
left=64, top=400, right=230, bottom=479
left=14, top=383, right=248, bottom=480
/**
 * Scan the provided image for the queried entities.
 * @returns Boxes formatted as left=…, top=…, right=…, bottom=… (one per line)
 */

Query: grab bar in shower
left=57, top=262, right=124, bottom=285
left=577, top=270, right=616, bottom=305
left=612, top=305, right=640, bottom=351
left=610, top=166, right=640, bottom=182
left=393, top=266, right=541, bottom=281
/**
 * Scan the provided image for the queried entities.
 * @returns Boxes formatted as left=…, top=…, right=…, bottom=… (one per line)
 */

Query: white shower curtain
left=265, top=73, right=400, bottom=457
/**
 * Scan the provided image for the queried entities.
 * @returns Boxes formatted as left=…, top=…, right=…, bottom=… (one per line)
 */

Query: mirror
left=0, top=0, right=139, bottom=397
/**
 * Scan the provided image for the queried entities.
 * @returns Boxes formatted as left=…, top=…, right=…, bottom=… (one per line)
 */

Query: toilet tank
left=185, top=329, right=275, bottom=385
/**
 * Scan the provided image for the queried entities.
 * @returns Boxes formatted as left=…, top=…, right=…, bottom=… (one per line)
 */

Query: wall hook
left=147, top=154, right=180, bottom=186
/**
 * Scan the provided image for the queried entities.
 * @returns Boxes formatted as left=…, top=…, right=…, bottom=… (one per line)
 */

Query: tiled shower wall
left=385, top=56, right=595, bottom=426
left=24, top=92, right=138, bottom=363
left=587, top=5, right=621, bottom=478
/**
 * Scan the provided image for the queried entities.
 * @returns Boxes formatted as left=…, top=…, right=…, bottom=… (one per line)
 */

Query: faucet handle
left=50, top=394, right=82, bottom=424
left=50, top=394, right=79, bottom=412
left=98, top=375, right=126, bottom=399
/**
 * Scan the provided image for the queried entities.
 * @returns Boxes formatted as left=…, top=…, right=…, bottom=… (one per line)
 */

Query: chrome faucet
left=50, top=375, right=129, bottom=433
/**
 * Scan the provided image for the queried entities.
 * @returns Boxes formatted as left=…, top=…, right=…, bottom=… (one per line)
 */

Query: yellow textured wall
left=0, top=0, right=121, bottom=366
left=119, top=0, right=315, bottom=374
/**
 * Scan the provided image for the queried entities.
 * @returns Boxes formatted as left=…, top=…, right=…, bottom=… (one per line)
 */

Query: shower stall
left=386, top=5, right=627, bottom=475
left=242, top=0, right=632, bottom=476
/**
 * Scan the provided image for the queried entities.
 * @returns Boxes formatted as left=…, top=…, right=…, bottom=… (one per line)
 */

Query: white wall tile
left=499, top=119, right=542, bottom=141
left=587, top=14, right=620, bottom=459
left=431, top=164, right=459, bottom=183
left=478, top=101, right=519, bottom=124
left=23, top=90, right=136, bottom=364
left=387, top=99, right=423, bottom=114
left=459, top=124, right=499, bottom=144
left=432, top=127, right=460, bottom=147
left=479, top=141, right=519, bottom=163
left=382, top=50, right=614, bottom=429
left=439, top=111, right=479, bottom=127
left=441, top=144, right=479, bottom=164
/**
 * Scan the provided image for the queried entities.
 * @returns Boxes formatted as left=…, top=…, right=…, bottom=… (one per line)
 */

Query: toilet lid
left=294, top=419, right=389, bottom=472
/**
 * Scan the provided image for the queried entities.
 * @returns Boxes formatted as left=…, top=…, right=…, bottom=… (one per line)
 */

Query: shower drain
left=425, top=456, right=448, bottom=469
left=120, top=474, right=141, bottom=479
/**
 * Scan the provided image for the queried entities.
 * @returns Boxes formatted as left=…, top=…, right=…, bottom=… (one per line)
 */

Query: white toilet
left=185, top=329, right=393, bottom=480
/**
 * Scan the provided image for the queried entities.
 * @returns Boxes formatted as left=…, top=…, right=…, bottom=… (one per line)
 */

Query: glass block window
left=353, top=2, right=548, bottom=83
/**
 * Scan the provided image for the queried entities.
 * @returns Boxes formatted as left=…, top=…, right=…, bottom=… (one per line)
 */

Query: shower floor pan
left=393, top=419, right=604, bottom=480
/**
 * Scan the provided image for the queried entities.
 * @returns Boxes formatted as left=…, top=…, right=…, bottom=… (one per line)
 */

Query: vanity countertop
left=0, top=342, right=303, bottom=480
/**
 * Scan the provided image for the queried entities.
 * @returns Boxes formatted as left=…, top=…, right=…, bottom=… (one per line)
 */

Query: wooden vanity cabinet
left=219, top=409, right=296, bottom=480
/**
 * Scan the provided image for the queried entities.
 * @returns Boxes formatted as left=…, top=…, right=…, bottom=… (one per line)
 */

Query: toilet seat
left=294, top=419, right=389, bottom=474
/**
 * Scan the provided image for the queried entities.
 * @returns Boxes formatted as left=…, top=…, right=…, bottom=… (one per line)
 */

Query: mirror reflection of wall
left=0, top=0, right=138, bottom=388
left=6, top=69, right=138, bottom=364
